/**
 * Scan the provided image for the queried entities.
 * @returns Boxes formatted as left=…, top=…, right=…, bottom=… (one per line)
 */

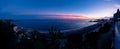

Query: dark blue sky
left=0, top=0, right=120, bottom=19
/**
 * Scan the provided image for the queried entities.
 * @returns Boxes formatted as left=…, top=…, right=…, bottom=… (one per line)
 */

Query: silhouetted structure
left=114, top=9, right=120, bottom=21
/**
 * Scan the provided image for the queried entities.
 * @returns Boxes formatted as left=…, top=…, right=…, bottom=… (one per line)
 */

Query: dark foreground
left=0, top=19, right=114, bottom=49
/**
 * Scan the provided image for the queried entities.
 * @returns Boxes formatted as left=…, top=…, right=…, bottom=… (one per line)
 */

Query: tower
left=114, top=9, right=120, bottom=21
left=116, top=9, right=120, bottom=13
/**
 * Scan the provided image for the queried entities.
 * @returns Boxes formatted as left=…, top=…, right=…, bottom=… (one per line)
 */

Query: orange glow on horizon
left=61, top=15, right=94, bottom=20
left=53, top=13, right=105, bottom=20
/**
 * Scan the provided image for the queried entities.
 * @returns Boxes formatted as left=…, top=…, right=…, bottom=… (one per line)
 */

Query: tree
left=48, top=26, right=63, bottom=49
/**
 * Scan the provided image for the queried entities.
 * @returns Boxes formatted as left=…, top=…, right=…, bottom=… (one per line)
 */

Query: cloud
left=115, top=4, right=120, bottom=8
left=60, top=15, right=90, bottom=19
left=103, top=0, right=113, bottom=1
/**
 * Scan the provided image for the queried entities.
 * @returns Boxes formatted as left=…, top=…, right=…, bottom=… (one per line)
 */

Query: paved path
left=62, top=23, right=101, bottom=37
left=115, top=22, right=120, bottom=49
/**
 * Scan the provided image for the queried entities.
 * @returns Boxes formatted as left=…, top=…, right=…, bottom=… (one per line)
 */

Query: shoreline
left=13, top=22, right=99, bottom=33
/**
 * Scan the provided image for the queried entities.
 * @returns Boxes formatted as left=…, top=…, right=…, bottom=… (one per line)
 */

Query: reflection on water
left=13, top=19, right=97, bottom=32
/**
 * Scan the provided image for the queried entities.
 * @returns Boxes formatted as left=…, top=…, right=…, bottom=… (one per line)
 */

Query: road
left=62, top=23, right=101, bottom=37
left=115, top=21, right=120, bottom=49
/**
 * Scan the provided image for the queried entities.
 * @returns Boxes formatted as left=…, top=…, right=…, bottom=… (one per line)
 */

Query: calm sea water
left=13, top=19, right=97, bottom=32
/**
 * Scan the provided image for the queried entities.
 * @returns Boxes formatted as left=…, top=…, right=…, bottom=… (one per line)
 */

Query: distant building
left=114, top=9, right=120, bottom=21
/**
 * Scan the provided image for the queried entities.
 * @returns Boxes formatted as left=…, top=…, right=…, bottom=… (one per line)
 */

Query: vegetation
left=0, top=19, right=113, bottom=49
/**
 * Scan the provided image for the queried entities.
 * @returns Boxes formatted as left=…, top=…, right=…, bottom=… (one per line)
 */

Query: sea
left=13, top=19, right=97, bottom=32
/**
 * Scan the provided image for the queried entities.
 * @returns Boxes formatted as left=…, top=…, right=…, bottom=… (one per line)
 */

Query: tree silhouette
left=48, top=26, right=63, bottom=49
left=0, top=20, right=16, bottom=49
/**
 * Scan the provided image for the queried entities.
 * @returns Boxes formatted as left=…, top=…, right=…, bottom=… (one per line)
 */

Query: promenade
left=115, top=22, right=120, bottom=49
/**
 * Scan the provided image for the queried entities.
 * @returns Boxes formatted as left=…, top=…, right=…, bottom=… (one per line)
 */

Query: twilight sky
left=0, top=0, right=120, bottom=19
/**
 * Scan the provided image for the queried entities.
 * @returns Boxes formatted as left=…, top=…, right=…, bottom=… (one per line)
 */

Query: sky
left=0, top=0, right=120, bottom=19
